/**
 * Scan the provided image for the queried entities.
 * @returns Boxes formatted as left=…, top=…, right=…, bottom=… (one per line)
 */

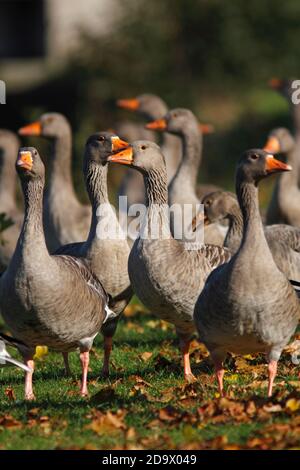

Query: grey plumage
left=264, top=127, right=300, bottom=226
left=19, top=113, right=91, bottom=252
left=0, top=130, right=23, bottom=272
left=194, top=149, right=300, bottom=397
left=203, top=190, right=300, bottom=279
left=0, top=333, right=32, bottom=372
left=147, top=108, right=225, bottom=245
left=107, top=140, right=230, bottom=380
left=55, top=132, right=133, bottom=375
left=0, top=146, right=108, bottom=398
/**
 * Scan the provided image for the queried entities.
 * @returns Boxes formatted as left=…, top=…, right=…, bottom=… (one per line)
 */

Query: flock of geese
left=0, top=79, right=299, bottom=400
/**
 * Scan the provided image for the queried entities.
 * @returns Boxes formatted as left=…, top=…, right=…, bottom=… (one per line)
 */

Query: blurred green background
left=1, top=0, right=300, bottom=205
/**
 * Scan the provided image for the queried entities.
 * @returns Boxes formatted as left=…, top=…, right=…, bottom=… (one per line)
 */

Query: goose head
left=236, top=149, right=292, bottom=185
left=202, top=191, right=237, bottom=225
left=85, top=132, right=129, bottom=167
left=117, top=94, right=168, bottom=120
left=16, top=147, right=45, bottom=181
left=18, top=113, right=70, bottom=139
left=263, top=127, right=295, bottom=155
left=107, top=140, right=165, bottom=176
left=146, top=108, right=213, bottom=136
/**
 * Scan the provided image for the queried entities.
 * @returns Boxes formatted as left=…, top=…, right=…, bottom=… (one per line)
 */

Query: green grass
left=0, top=309, right=299, bottom=450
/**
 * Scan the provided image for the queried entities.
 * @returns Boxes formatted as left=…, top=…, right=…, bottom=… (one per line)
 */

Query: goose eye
left=34, top=150, right=37, bottom=155
left=205, top=200, right=211, bottom=206
left=250, top=154, right=259, bottom=160
left=173, top=113, right=178, bottom=118
left=97, top=136, right=105, bottom=142
left=141, top=145, right=147, bottom=150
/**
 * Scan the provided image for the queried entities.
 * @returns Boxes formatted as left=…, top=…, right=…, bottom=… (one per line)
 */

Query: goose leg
left=267, top=360, right=278, bottom=397
left=179, top=337, right=196, bottom=383
left=211, top=351, right=226, bottom=397
left=24, top=357, right=35, bottom=401
left=62, top=352, right=72, bottom=376
left=79, top=351, right=89, bottom=396
left=102, top=336, right=113, bottom=378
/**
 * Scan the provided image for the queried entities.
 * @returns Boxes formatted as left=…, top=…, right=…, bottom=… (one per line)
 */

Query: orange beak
left=265, top=154, right=292, bottom=174
left=111, top=136, right=130, bottom=151
left=145, top=118, right=167, bottom=131
left=107, top=146, right=133, bottom=165
left=268, top=78, right=283, bottom=89
left=263, top=136, right=281, bottom=154
left=117, top=98, right=140, bottom=111
left=199, top=123, right=214, bottom=134
left=16, top=151, right=33, bottom=171
left=18, top=121, right=42, bottom=136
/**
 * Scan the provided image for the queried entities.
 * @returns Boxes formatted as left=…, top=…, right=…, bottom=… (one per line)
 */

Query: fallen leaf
left=34, top=345, right=48, bottom=360
left=286, top=398, right=300, bottom=413
left=0, top=415, right=22, bottom=430
left=140, top=352, right=153, bottom=362
left=4, top=387, right=16, bottom=401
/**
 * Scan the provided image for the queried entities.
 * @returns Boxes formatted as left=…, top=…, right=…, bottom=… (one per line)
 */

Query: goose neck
left=236, top=180, right=265, bottom=250
left=85, top=162, right=110, bottom=242
left=172, top=128, right=201, bottom=190
left=142, top=168, right=171, bottom=239
left=224, top=202, right=244, bottom=249
left=50, top=129, right=73, bottom=186
left=19, top=177, right=46, bottom=247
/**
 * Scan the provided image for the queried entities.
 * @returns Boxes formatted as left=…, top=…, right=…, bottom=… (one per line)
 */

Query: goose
left=269, top=78, right=300, bottom=182
left=146, top=109, right=224, bottom=244
left=194, top=149, right=300, bottom=397
left=106, top=140, right=230, bottom=381
left=263, top=127, right=300, bottom=226
left=117, top=94, right=181, bottom=183
left=55, top=132, right=133, bottom=377
left=0, top=333, right=32, bottom=372
left=203, top=190, right=300, bottom=279
left=0, top=130, right=23, bottom=272
left=18, top=113, right=91, bottom=251
left=0, top=147, right=111, bottom=399
left=116, top=120, right=156, bottom=209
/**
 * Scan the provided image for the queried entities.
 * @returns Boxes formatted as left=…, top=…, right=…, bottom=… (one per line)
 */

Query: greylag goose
left=0, top=333, right=32, bottom=372
left=269, top=79, right=300, bottom=182
left=146, top=109, right=224, bottom=245
left=0, top=147, right=111, bottom=399
left=107, top=140, right=230, bottom=381
left=55, top=132, right=133, bottom=377
left=263, top=128, right=300, bottom=226
left=18, top=113, right=91, bottom=251
left=117, top=94, right=181, bottom=183
left=203, top=190, right=300, bottom=279
left=0, top=130, right=23, bottom=272
left=194, top=149, right=300, bottom=397
left=116, top=121, right=155, bottom=208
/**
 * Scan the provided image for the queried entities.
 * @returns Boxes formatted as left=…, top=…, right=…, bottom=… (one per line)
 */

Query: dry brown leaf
left=140, top=351, right=153, bottom=362
left=86, top=409, right=127, bottom=435
left=158, top=406, right=178, bottom=422
left=4, top=387, right=16, bottom=401
left=0, top=414, right=23, bottom=430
